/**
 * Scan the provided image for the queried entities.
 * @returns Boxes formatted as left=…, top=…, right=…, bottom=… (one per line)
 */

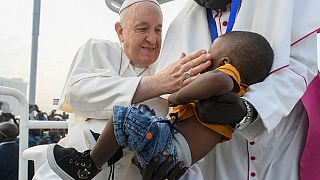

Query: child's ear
left=218, top=57, right=231, bottom=66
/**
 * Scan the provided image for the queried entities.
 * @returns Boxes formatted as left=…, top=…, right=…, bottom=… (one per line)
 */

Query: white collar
left=118, top=43, right=150, bottom=77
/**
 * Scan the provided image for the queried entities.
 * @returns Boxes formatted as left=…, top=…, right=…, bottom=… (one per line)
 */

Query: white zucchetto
left=119, top=0, right=160, bottom=13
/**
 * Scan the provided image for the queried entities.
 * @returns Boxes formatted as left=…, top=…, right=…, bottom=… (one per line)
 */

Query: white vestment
left=31, top=0, right=319, bottom=179
left=32, top=39, right=171, bottom=180
left=157, top=0, right=319, bottom=179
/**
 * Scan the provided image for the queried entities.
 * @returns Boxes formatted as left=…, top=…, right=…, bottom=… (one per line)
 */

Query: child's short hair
left=219, top=31, right=274, bottom=85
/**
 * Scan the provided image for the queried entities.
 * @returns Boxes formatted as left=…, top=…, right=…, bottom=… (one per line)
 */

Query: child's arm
left=168, top=70, right=234, bottom=106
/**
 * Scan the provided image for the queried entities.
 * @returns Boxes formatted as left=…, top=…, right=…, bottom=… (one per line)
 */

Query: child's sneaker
left=47, top=144, right=101, bottom=180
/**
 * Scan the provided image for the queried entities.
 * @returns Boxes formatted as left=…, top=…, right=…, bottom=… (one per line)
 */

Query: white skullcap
left=119, top=0, right=160, bottom=13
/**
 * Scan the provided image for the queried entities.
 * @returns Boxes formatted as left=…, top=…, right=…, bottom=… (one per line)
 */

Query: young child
left=47, top=31, right=273, bottom=180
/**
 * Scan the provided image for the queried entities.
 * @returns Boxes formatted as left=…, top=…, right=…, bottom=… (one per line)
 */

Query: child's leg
left=90, top=117, right=120, bottom=168
left=89, top=105, right=223, bottom=168
left=47, top=104, right=181, bottom=180
left=112, top=104, right=178, bottom=169
left=173, top=116, right=222, bottom=164
left=89, top=104, right=157, bottom=167
left=46, top=105, right=134, bottom=180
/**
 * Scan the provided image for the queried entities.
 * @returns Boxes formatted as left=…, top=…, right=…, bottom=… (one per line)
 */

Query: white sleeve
left=242, top=32, right=318, bottom=136
left=180, top=164, right=204, bottom=180
left=64, top=39, right=141, bottom=119
left=235, top=0, right=320, bottom=138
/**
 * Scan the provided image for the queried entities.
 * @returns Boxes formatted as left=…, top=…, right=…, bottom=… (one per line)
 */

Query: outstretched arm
left=168, top=70, right=234, bottom=106
left=63, top=40, right=211, bottom=119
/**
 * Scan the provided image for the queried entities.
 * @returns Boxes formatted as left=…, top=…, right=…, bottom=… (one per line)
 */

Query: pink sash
left=301, top=72, right=320, bottom=180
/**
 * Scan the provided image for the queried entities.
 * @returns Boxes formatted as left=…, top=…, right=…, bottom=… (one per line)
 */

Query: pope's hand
left=154, top=49, right=211, bottom=94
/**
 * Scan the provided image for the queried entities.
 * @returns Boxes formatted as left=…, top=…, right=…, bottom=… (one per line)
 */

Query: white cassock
left=30, top=31, right=205, bottom=180
left=157, top=0, right=320, bottom=180
left=32, top=39, right=170, bottom=180
left=30, top=0, right=319, bottom=179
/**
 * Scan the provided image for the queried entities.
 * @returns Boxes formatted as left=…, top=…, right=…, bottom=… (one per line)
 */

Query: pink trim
left=269, top=65, right=289, bottom=75
left=268, top=28, right=319, bottom=82
left=268, top=64, right=307, bottom=87
left=291, top=28, right=319, bottom=46
left=290, top=28, right=320, bottom=180
left=268, top=65, right=307, bottom=87
left=300, top=73, right=320, bottom=180
left=288, top=67, right=307, bottom=87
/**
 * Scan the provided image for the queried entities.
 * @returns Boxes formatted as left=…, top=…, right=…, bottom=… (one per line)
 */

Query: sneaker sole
left=47, top=144, right=75, bottom=180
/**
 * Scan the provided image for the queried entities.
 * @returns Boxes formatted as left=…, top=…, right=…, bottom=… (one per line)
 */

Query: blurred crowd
left=0, top=104, right=69, bottom=180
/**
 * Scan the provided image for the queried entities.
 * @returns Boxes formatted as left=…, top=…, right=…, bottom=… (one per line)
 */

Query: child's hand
left=168, top=93, right=179, bottom=107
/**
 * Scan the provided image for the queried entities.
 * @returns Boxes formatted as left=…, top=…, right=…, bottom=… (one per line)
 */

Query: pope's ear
left=115, top=22, right=124, bottom=42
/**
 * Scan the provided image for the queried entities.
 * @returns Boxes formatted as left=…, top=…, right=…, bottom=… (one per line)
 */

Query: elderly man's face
left=194, top=0, right=231, bottom=9
left=116, top=2, right=163, bottom=67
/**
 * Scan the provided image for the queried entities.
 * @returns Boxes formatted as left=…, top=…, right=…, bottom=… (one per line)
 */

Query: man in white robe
left=155, top=0, right=320, bottom=179
left=31, top=0, right=320, bottom=179
left=31, top=0, right=211, bottom=179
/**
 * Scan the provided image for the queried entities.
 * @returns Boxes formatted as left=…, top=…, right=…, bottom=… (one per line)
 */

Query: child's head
left=208, top=31, right=274, bottom=85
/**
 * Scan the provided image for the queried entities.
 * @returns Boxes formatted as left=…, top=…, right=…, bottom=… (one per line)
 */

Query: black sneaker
left=47, top=144, right=101, bottom=180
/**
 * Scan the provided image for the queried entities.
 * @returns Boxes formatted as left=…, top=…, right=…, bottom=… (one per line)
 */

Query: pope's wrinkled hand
left=154, top=49, right=211, bottom=94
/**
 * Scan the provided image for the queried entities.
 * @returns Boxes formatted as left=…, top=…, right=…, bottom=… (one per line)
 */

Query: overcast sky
left=0, top=0, right=187, bottom=112
left=0, top=0, right=319, bottom=113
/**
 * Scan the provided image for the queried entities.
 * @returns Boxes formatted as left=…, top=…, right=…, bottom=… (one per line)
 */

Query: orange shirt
left=170, top=64, right=247, bottom=142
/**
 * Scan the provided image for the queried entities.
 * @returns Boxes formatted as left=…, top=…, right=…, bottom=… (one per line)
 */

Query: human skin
left=115, top=2, right=212, bottom=105
left=168, top=38, right=236, bottom=164
left=90, top=1, right=212, bottom=169
left=136, top=0, right=238, bottom=179
left=115, top=2, right=162, bottom=67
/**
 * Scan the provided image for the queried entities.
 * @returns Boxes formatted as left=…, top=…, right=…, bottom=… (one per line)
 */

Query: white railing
left=0, top=86, right=68, bottom=180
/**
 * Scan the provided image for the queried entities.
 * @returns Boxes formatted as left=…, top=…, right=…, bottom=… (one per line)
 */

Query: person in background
left=137, top=0, right=319, bottom=179
left=29, top=129, right=41, bottom=147
left=32, top=0, right=211, bottom=179
left=0, top=122, right=19, bottom=180
left=49, top=129, right=62, bottom=143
